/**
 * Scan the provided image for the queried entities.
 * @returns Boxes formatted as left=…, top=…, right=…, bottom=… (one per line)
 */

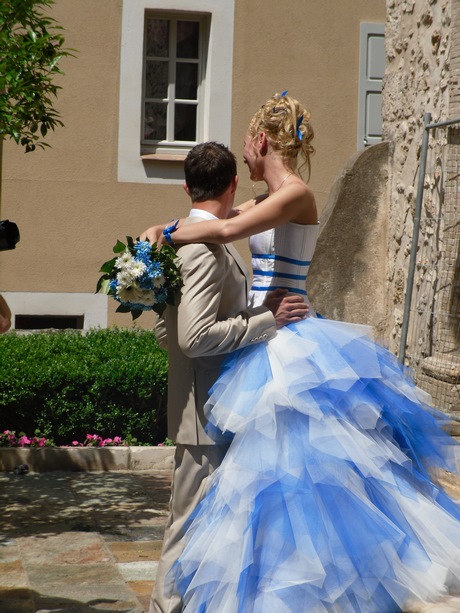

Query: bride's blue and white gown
left=168, top=223, right=460, bottom=612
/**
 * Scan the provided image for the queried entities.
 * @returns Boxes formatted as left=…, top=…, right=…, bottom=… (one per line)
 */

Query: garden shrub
left=0, top=328, right=168, bottom=445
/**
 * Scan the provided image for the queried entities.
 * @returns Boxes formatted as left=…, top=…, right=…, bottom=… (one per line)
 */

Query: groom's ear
left=183, top=182, right=191, bottom=197
left=231, top=176, right=239, bottom=194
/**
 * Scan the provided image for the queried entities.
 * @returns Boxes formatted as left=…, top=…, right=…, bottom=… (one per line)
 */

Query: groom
left=144, top=142, right=307, bottom=613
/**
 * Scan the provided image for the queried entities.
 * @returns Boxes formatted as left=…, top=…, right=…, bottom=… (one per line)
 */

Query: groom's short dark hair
left=184, top=142, right=237, bottom=203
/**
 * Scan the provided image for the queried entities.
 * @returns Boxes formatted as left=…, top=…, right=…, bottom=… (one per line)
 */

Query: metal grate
left=400, top=115, right=460, bottom=415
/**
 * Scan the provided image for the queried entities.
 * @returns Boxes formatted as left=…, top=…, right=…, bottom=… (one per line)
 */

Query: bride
left=143, top=92, right=460, bottom=612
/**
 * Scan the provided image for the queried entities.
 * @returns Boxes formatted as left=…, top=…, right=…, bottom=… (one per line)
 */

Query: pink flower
left=17, top=435, right=31, bottom=447
left=113, top=436, right=122, bottom=444
left=158, top=442, right=164, bottom=447
left=72, top=441, right=80, bottom=446
left=3, top=430, right=10, bottom=435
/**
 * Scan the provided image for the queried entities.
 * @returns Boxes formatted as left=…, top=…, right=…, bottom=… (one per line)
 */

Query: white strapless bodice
left=248, top=222, right=320, bottom=307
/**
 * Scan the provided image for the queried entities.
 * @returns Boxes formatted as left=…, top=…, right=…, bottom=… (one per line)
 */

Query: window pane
left=176, top=63, right=198, bottom=99
left=145, top=60, right=168, bottom=98
left=146, top=19, right=169, bottom=57
left=174, top=104, right=197, bottom=141
left=177, top=21, right=199, bottom=58
left=144, top=102, right=167, bottom=140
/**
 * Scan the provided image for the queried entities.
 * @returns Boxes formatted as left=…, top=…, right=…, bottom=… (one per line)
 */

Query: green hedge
left=0, top=328, right=168, bottom=445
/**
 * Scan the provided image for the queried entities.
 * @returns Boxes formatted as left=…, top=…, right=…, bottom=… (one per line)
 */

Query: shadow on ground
left=0, top=471, right=171, bottom=542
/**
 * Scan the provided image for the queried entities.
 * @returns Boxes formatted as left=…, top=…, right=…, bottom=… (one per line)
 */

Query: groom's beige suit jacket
left=156, top=215, right=276, bottom=445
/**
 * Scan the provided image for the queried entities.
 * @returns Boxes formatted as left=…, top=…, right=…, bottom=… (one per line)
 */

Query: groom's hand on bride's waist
left=263, top=289, right=309, bottom=329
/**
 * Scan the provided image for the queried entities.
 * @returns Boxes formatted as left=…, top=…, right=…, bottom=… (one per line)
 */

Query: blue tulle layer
left=167, top=318, right=460, bottom=613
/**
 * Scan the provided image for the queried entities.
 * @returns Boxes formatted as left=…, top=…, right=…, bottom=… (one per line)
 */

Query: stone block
left=0, top=446, right=175, bottom=473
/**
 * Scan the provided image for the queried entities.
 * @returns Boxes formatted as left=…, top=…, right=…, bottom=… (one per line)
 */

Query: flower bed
left=0, top=430, right=175, bottom=472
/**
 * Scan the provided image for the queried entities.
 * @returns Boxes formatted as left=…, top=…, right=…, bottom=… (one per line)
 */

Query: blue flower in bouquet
left=97, top=236, right=182, bottom=319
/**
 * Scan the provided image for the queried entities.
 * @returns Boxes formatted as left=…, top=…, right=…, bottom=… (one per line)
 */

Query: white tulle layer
left=168, top=318, right=460, bottom=613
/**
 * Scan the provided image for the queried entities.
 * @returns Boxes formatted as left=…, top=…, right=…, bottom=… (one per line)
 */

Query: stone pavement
left=0, top=468, right=459, bottom=613
left=0, top=470, right=171, bottom=612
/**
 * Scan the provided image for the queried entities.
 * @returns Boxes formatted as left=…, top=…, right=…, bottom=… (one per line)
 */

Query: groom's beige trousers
left=149, top=443, right=229, bottom=613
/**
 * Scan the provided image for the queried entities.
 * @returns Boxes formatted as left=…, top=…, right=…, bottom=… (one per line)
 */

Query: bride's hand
left=139, top=224, right=166, bottom=245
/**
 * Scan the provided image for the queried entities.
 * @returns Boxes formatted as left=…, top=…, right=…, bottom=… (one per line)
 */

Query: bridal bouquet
left=97, top=237, right=182, bottom=319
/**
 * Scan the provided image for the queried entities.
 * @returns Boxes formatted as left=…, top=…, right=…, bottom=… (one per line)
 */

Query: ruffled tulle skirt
left=167, top=317, right=460, bottom=613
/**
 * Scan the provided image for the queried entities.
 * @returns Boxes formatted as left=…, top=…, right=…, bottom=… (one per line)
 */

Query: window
left=15, top=315, right=84, bottom=330
left=357, top=23, right=385, bottom=149
left=118, top=0, right=235, bottom=184
left=2, top=292, right=108, bottom=330
left=142, top=13, right=208, bottom=155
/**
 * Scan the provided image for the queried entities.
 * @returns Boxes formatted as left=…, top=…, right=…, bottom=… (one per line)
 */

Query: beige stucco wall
left=0, top=0, right=385, bottom=328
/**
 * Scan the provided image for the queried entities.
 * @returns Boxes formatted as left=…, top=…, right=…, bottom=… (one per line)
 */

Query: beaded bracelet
left=162, top=219, right=180, bottom=245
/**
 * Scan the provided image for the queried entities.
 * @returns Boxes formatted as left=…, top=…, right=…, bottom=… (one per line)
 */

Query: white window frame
left=142, top=12, right=207, bottom=156
left=3, top=293, right=108, bottom=330
left=118, top=0, right=235, bottom=184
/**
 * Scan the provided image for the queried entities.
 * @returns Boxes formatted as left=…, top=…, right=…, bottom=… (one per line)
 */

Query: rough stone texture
left=383, top=0, right=460, bottom=414
left=383, top=0, right=451, bottom=350
left=307, top=142, right=390, bottom=335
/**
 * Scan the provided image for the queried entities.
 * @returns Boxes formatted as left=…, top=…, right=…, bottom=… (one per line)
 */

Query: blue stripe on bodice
left=251, top=252, right=309, bottom=296
left=250, top=285, right=308, bottom=295
left=251, top=253, right=311, bottom=266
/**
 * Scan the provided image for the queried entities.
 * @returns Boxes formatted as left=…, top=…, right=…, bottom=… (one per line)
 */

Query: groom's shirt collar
left=189, top=208, right=218, bottom=221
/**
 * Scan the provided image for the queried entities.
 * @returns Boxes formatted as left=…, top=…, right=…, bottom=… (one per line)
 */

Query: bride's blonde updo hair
left=248, top=92, right=315, bottom=179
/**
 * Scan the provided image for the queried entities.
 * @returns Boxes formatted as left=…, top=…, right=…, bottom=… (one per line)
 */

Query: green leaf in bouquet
left=126, top=236, right=135, bottom=249
left=96, top=275, right=107, bottom=293
left=97, top=278, right=112, bottom=295
left=116, top=304, right=132, bottom=314
left=131, top=309, right=143, bottom=320
left=113, top=240, right=126, bottom=253
left=99, top=256, right=117, bottom=273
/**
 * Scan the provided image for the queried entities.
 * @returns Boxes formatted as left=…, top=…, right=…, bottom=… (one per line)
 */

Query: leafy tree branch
left=0, top=0, right=74, bottom=153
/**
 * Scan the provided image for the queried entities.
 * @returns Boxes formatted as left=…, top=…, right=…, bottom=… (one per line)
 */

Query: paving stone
left=27, top=562, right=141, bottom=605
left=18, top=533, right=112, bottom=566
left=101, top=525, right=166, bottom=543
left=116, top=561, right=158, bottom=582
left=107, top=540, right=163, bottom=563
left=127, top=580, right=155, bottom=612
left=0, top=559, right=29, bottom=587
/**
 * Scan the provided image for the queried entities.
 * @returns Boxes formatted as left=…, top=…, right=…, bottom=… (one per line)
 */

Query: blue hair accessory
left=296, top=114, right=304, bottom=140
left=163, top=219, right=180, bottom=245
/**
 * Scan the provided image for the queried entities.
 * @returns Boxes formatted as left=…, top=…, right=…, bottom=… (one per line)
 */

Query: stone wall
left=383, top=0, right=460, bottom=413
left=383, top=0, right=451, bottom=352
